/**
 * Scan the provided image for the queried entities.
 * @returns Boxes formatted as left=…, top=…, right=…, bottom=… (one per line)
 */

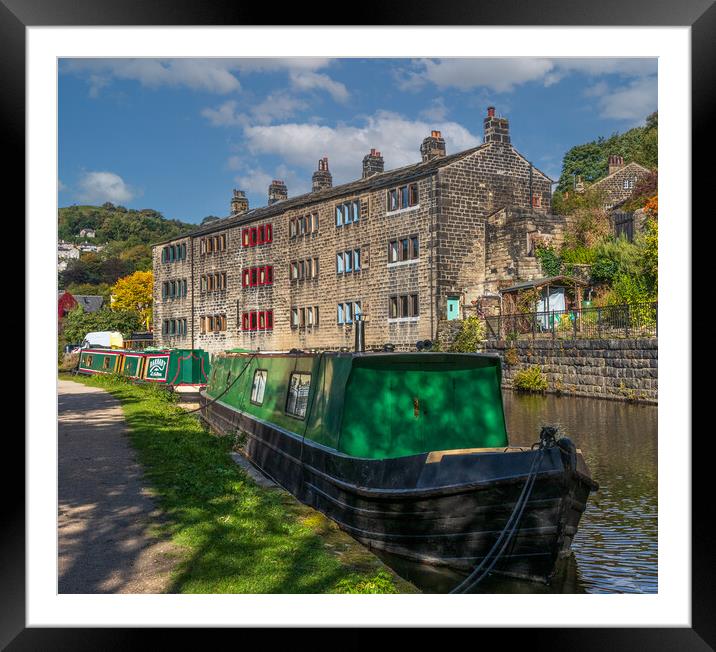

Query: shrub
left=535, top=245, right=562, bottom=277
left=564, top=207, right=612, bottom=248
left=513, top=365, right=548, bottom=393
left=447, top=316, right=486, bottom=352
left=504, top=346, right=519, bottom=366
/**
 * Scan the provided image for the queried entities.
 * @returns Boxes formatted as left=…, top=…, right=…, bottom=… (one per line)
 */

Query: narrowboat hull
left=200, top=393, right=597, bottom=584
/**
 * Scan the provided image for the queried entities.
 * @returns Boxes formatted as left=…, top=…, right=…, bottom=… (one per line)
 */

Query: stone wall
left=485, top=338, right=658, bottom=403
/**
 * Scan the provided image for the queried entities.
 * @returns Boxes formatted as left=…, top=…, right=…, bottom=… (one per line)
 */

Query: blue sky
left=58, top=58, right=657, bottom=224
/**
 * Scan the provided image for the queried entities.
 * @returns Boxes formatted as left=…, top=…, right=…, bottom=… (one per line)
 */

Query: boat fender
left=556, top=436, right=577, bottom=473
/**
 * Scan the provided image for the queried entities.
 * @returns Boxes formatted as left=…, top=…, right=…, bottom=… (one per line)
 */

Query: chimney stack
left=608, top=154, right=625, bottom=175
left=230, top=189, right=249, bottom=215
left=312, top=157, right=333, bottom=192
left=483, top=107, right=510, bottom=145
left=268, top=179, right=288, bottom=205
left=362, top=148, right=384, bottom=178
left=420, top=130, right=446, bottom=162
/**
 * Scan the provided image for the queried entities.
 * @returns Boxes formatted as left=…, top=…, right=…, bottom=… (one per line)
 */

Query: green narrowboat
left=77, top=348, right=211, bottom=387
left=200, top=349, right=598, bottom=586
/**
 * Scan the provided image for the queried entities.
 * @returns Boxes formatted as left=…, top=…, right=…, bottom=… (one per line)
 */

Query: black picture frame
left=7, top=0, right=707, bottom=647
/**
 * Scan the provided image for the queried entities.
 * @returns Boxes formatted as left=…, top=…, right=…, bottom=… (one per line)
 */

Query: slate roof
left=73, top=295, right=104, bottom=313
left=153, top=144, right=490, bottom=246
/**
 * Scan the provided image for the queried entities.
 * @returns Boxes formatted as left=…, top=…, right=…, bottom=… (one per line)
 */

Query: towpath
left=58, top=379, right=181, bottom=593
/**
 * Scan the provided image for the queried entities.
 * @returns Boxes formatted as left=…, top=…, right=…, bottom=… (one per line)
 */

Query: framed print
left=8, top=0, right=710, bottom=646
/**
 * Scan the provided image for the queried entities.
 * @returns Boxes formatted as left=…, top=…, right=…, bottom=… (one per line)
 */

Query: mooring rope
left=181, top=353, right=257, bottom=415
left=448, top=427, right=557, bottom=594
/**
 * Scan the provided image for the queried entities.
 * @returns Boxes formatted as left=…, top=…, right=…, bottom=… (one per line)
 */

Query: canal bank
left=59, top=373, right=417, bottom=594
left=485, top=337, right=658, bottom=403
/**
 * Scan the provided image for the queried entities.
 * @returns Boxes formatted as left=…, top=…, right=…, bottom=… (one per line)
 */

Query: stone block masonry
left=153, top=107, right=570, bottom=355
left=485, top=338, right=658, bottom=403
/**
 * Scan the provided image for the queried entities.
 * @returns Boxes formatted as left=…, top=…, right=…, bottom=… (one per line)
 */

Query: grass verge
left=60, top=372, right=417, bottom=594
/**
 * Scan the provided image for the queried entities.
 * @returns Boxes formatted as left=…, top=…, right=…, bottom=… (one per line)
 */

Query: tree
left=111, top=270, right=153, bottom=329
left=60, top=306, right=143, bottom=345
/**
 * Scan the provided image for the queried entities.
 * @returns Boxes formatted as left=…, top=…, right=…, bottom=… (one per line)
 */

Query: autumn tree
left=111, top=270, right=153, bottom=329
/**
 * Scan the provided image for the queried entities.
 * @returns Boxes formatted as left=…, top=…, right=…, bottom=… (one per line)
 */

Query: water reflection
left=380, top=392, right=658, bottom=594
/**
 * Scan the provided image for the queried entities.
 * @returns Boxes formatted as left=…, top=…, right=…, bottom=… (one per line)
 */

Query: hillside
left=555, top=112, right=658, bottom=193
left=58, top=203, right=196, bottom=294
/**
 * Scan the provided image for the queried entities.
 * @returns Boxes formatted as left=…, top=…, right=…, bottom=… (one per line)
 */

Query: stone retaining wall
left=484, top=338, right=658, bottom=403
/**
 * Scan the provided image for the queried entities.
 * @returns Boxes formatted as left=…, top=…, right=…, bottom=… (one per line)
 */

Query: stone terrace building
left=153, top=107, right=570, bottom=354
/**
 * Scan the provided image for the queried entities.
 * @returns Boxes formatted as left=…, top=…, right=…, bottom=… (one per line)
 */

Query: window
left=286, top=373, right=311, bottom=419
left=388, top=235, right=419, bottom=263
left=389, top=293, right=420, bottom=319
left=103, top=356, right=111, bottom=370
left=532, top=193, right=542, bottom=208
left=623, top=178, right=634, bottom=190
left=337, top=301, right=361, bottom=325
left=387, top=183, right=419, bottom=213
left=83, top=355, right=93, bottom=367
left=353, top=249, right=361, bottom=271
left=251, top=369, right=268, bottom=405
left=344, top=251, right=352, bottom=273
left=336, top=253, right=344, bottom=274
left=336, top=200, right=360, bottom=228
left=291, top=308, right=299, bottom=329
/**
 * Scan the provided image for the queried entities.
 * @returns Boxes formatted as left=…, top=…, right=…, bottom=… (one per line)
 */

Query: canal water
left=378, top=391, right=658, bottom=594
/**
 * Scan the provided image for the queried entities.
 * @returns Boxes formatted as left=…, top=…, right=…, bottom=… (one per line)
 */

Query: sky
left=58, top=57, right=657, bottom=224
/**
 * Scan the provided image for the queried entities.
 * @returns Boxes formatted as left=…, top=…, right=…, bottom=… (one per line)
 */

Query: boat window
left=103, top=356, right=111, bottom=370
left=286, top=372, right=311, bottom=419
left=84, top=355, right=92, bottom=367
left=251, top=369, right=268, bottom=405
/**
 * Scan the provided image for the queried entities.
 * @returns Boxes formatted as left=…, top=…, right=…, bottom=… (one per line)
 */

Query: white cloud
left=419, top=97, right=449, bottom=122
left=61, top=58, right=337, bottom=97
left=398, top=57, right=657, bottom=94
left=241, top=110, right=481, bottom=185
left=201, top=100, right=246, bottom=127
left=58, top=179, right=67, bottom=192
left=289, top=71, right=349, bottom=103
left=593, top=77, right=658, bottom=122
left=75, top=171, right=135, bottom=204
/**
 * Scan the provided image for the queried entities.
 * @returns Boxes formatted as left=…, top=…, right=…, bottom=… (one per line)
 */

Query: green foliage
left=58, top=203, right=195, bottom=294
left=535, top=245, right=562, bottom=277
left=564, top=207, right=612, bottom=248
left=60, top=305, right=143, bottom=344
left=555, top=112, right=658, bottom=193
left=61, top=374, right=413, bottom=594
left=552, top=187, right=609, bottom=216
left=512, top=365, right=548, bottom=393
left=446, top=316, right=486, bottom=352
left=640, top=216, right=658, bottom=292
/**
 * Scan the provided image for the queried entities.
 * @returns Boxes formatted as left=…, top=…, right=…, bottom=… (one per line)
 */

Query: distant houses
left=57, top=240, right=104, bottom=271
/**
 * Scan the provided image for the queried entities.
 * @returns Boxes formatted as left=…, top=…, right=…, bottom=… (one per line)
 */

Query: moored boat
left=77, top=347, right=211, bottom=387
left=199, top=348, right=598, bottom=587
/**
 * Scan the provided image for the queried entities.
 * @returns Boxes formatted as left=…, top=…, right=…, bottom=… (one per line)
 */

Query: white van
left=82, top=331, right=124, bottom=349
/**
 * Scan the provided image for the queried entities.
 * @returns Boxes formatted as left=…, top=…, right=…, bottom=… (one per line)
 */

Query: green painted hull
left=77, top=348, right=211, bottom=386
left=205, top=351, right=508, bottom=460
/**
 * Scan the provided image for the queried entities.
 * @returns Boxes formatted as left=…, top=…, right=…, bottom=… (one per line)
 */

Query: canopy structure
left=499, top=275, right=588, bottom=315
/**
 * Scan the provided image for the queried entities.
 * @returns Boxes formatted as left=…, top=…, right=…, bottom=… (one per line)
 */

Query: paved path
left=58, top=380, right=181, bottom=593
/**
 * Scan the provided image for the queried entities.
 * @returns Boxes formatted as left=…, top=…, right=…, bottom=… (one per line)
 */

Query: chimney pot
left=487, top=106, right=495, bottom=117
left=268, top=179, right=288, bottom=205
left=483, top=107, right=510, bottom=145
left=362, top=148, right=385, bottom=179
left=420, top=130, right=447, bottom=162
left=312, top=157, right=333, bottom=192
left=230, top=189, right=249, bottom=215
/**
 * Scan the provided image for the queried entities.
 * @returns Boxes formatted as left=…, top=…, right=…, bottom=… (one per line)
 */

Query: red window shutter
left=266, top=224, right=273, bottom=243
left=250, top=227, right=257, bottom=246
left=258, top=225, right=265, bottom=245
left=250, top=267, right=258, bottom=286
left=250, top=311, right=258, bottom=330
